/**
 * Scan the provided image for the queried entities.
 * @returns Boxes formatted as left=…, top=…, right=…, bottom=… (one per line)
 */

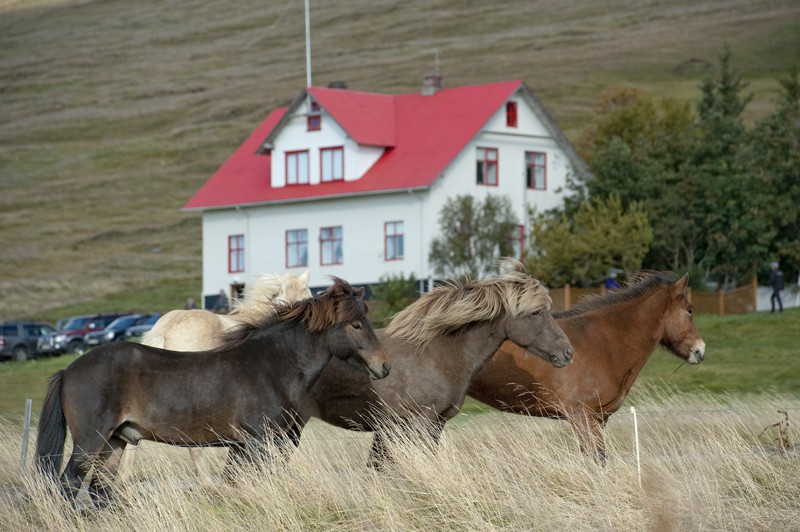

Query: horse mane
left=554, top=271, right=678, bottom=319
left=216, top=277, right=366, bottom=351
left=230, top=271, right=311, bottom=315
left=386, top=258, right=551, bottom=349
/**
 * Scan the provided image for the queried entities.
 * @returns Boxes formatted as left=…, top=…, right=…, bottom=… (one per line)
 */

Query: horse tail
left=35, top=370, right=66, bottom=480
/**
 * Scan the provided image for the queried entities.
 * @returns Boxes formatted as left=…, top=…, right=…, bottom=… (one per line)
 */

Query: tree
left=687, top=44, right=765, bottom=283
left=747, top=66, right=800, bottom=281
left=429, top=194, right=520, bottom=279
left=570, top=87, right=696, bottom=273
left=371, top=272, right=418, bottom=325
left=526, top=195, right=653, bottom=287
left=575, top=46, right=780, bottom=285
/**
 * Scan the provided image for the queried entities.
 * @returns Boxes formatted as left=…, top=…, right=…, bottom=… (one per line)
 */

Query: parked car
left=123, top=313, right=162, bottom=342
left=37, top=312, right=129, bottom=356
left=84, top=314, right=146, bottom=348
left=0, top=321, right=56, bottom=361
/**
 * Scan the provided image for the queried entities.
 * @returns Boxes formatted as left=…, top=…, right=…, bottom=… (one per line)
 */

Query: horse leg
left=426, top=420, right=445, bottom=447
left=87, top=436, right=127, bottom=507
left=367, top=431, right=392, bottom=471
left=271, top=420, right=305, bottom=465
left=568, top=413, right=607, bottom=464
left=188, top=447, right=215, bottom=486
left=221, top=443, right=250, bottom=484
left=117, top=443, right=139, bottom=483
left=60, top=452, right=92, bottom=502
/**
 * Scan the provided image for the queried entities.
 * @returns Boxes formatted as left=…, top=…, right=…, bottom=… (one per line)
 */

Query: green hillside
left=1, top=0, right=798, bottom=320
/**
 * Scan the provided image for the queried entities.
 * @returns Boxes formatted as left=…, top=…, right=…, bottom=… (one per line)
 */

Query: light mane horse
left=290, top=259, right=574, bottom=468
left=142, top=271, right=311, bottom=350
left=120, top=271, right=312, bottom=481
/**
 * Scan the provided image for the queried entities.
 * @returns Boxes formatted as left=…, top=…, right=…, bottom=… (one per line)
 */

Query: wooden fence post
left=564, top=283, right=571, bottom=310
left=717, top=288, right=725, bottom=316
left=752, top=275, right=758, bottom=312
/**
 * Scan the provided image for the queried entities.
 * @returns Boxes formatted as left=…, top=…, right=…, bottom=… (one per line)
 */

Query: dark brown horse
left=468, top=272, right=705, bottom=462
left=292, top=260, right=574, bottom=467
left=35, top=278, right=390, bottom=504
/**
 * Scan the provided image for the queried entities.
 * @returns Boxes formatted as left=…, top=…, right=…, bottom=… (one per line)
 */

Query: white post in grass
left=631, top=406, right=641, bottom=488
left=20, top=398, right=32, bottom=474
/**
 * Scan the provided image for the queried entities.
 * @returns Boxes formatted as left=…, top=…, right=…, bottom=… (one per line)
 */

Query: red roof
left=184, top=80, right=523, bottom=210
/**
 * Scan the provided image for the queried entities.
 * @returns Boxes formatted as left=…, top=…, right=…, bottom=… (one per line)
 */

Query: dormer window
left=286, top=150, right=309, bottom=185
left=321, top=147, right=344, bottom=182
left=307, top=101, right=321, bottom=131
left=506, top=101, right=518, bottom=128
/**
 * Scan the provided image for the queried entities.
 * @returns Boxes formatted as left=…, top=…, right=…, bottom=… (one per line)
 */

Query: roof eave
left=181, top=185, right=430, bottom=213
left=257, top=89, right=309, bottom=155
left=516, top=82, right=592, bottom=179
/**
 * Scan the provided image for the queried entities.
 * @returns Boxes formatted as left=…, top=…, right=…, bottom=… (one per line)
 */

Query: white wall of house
left=201, top=190, right=431, bottom=297
left=200, top=89, right=575, bottom=302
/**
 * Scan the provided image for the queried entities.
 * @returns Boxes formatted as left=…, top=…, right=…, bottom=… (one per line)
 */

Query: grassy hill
left=1, top=0, right=799, bottom=321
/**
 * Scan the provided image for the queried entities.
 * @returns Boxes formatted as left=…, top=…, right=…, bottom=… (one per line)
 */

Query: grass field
left=1, top=391, right=798, bottom=529
left=1, top=0, right=799, bottom=321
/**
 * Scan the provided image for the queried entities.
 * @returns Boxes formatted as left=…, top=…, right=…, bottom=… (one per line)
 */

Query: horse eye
left=687, top=308, right=693, bottom=317
left=351, top=321, right=363, bottom=330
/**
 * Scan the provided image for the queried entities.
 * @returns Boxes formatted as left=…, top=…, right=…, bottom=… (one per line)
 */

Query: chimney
left=421, top=72, right=442, bottom=96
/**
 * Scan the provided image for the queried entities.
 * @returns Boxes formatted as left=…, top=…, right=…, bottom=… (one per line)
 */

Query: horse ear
left=299, top=270, right=310, bottom=285
left=354, top=286, right=365, bottom=299
left=671, top=274, right=689, bottom=298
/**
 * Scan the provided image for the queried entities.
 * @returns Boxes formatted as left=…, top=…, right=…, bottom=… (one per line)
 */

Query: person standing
left=769, top=262, right=785, bottom=313
left=184, top=297, right=197, bottom=310
left=213, top=289, right=230, bottom=314
left=604, top=272, right=621, bottom=291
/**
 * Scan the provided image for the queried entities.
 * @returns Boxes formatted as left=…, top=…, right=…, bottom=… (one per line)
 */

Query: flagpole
left=304, top=0, right=312, bottom=88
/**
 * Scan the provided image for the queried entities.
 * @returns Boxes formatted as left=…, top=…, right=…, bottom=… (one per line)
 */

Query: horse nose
left=565, top=347, right=574, bottom=362
left=380, top=361, right=391, bottom=378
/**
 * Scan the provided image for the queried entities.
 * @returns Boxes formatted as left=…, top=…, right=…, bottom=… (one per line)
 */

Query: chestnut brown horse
left=291, top=260, right=574, bottom=468
left=35, top=278, right=390, bottom=505
left=468, top=272, right=706, bottom=462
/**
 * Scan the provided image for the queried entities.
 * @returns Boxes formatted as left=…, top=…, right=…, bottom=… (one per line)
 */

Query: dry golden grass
left=1, top=392, right=798, bottom=530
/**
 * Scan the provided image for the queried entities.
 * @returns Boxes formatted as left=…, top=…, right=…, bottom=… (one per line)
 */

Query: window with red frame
left=509, top=225, right=525, bottom=260
left=476, top=147, right=498, bottom=186
left=307, top=101, right=321, bottom=131
left=286, top=150, right=309, bottom=185
left=321, top=147, right=344, bottom=182
left=286, top=229, right=308, bottom=268
left=228, top=234, right=245, bottom=273
left=525, top=151, right=546, bottom=190
left=320, top=226, right=343, bottom=265
left=384, top=221, right=404, bottom=261
left=506, top=101, right=518, bottom=127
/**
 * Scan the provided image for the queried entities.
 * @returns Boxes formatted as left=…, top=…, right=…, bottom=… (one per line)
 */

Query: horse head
left=663, top=274, right=706, bottom=364
left=497, top=267, right=573, bottom=368
left=296, top=277, right=390, bottom=380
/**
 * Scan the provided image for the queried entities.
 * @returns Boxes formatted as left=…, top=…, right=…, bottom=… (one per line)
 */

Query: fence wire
left=2, top=404, right=798, bottom=470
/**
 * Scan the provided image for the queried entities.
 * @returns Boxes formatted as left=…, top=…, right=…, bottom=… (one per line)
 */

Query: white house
left=183, top=77, right=588, bottom=307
